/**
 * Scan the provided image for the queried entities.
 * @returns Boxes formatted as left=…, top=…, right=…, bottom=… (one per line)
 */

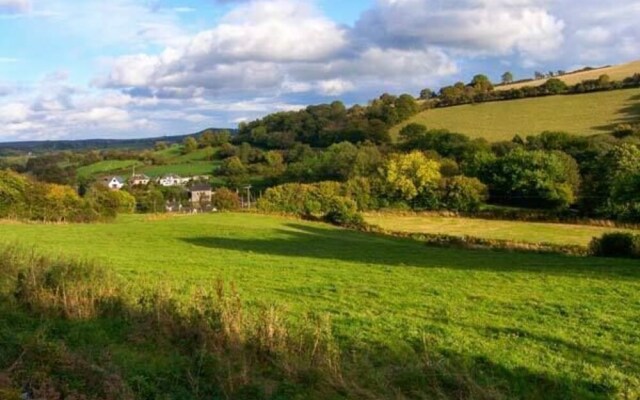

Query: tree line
left=422, top=73, right=640, bottom=108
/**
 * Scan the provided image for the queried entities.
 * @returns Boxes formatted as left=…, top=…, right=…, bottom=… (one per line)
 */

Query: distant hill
left=0, top=128, right=235, bottom=155
left=391, top=87, right=640, bottom=141
left=496, top=60, right=640, bottom=91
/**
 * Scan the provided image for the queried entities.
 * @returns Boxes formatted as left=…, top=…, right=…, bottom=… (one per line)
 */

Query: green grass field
left=364, top=213, right=638, bottom=246
left=76, top=159, right=143, bottom=178
left=0, top=213, right=639, bottom=398
left=76, top=146, right=221, bottom=179
left=392, top=88, right=640, bottom=141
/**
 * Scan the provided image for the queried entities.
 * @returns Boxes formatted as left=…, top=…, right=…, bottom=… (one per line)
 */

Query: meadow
left=76, top=159, right=143, bottom=178
left=364, top=213, right=638, bottom=246
left=0, top=213, right=639, bottom=398
left=392, top=88, right=640, bottom=141
left=75, top=145, right=221, bottom=179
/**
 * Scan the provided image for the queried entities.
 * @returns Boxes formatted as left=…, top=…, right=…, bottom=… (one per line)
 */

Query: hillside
left=392, top=87, right=640, bottom=141
left=497, top=60, right=640, bottom=91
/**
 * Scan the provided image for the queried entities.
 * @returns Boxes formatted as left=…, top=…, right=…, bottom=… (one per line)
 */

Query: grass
left=364, top=213, right=639, bottom=246
left=0, top=213, right=639, bottom=398
left=497, top=60, right=640, bottom=91
left=76, top=159, right=143, bottom=178
left=392, top=88, right=640, bottom=141
left=76, top=147, right=220, bottom=179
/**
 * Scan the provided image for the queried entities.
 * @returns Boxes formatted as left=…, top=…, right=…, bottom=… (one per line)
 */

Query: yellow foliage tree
left=382, top=151, right=441, bottom=202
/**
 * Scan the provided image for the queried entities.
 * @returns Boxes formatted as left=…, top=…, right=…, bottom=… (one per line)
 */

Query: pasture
left=392, top=88, right=640, bottom=141
left=76, top=159, right=143, bottom=178
left=75, top=146, right=220, bottom=179
left=364, top=213, right=638, bottom=246
left=0, top=213, right=639, bottom=398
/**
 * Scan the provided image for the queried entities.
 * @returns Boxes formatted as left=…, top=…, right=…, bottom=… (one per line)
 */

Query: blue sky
left=0, top=0, right=638, bottom=141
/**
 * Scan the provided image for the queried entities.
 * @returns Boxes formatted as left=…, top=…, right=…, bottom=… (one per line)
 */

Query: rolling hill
left=496, top=60, right=640, bottom=91
left=392, top=87, right=640, bottom=141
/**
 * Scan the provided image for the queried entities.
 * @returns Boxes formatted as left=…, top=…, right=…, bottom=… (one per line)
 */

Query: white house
left=103, top=176, right=125, bottom=190
left=130, top=174, right=151, bottom=186
left=158, top=174, right=190, bottom=187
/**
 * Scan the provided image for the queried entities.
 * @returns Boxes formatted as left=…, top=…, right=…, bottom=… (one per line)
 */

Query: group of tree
left=0, top=170, right=133, bottom=222
left=235, top=94, right=420, bottom=148
left=224, top=124, right=640, bottom=223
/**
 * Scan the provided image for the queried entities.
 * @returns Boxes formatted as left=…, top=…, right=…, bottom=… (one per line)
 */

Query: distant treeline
left=0, top=128, right=236, bottom=155
left=424, top=73, right=640, bottom=108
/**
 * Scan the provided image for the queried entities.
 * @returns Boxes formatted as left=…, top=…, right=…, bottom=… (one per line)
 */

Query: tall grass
left=0, top=246, right=352, bottom=399
left=3, top=244, right=611, bottom=399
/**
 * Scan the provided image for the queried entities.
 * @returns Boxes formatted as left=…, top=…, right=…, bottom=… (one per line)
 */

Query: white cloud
left=355, top=0, right=564, bottom=62
left=0, top=0, right=29, bottom=14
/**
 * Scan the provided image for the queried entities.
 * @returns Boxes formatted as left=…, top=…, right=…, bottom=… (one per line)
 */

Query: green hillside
left=392, top=88, right=640, bottom=141
left=77, top=146, right=220, bottom=179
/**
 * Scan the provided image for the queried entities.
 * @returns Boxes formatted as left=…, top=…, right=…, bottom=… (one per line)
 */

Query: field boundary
left=360, top=223, right=589, bottom=257
left=365, top=210, right=640, bottom=230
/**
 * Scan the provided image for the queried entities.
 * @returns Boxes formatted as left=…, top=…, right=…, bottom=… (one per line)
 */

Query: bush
left=258, top=182, right=366, bottom=227
left=322, top=196, right=365, bottom=228
left=589, top=232, right=640, bottom=259
left=211, top=188, right=241, bottom=211
left=439, top=176, right=488, bottom=212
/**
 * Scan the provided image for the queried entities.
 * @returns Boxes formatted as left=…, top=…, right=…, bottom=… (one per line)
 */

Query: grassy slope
left=76, top=159, right=143, bottom=178
left=364, top=214, right=638, bottom=246
left=0, top=213, right=639, bottom=398
left=392, top=88, right=640, bottom=141
left=497, top=60, right=640, bottom=91
left=77, top=146, right=221, bottom=179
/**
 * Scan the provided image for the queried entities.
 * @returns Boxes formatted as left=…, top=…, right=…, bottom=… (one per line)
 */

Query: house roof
left=190, top=183, right=212, bottom=192
left=162, top=174, right=183, bottom=180
left=131, top=174, right=150, bottom=180
left=103, top=176, right=124, bottom=183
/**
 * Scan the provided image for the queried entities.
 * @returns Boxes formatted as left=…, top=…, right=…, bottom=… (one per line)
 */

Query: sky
left=0, top=0, right=639, bottom=142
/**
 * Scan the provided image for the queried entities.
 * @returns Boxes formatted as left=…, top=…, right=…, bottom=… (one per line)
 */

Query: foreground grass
left=0, top=213, right=639, bottom=398
left=364, top=213, right=638, bottom=247
left=392, top=88, right=640, bottom=141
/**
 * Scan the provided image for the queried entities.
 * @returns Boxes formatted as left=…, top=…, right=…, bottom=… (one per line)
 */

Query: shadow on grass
left=595, top=93, right=640, bottom=131
left=0, top=298, right=624, bottom=400
left=182, top=223, right=640, bottom=279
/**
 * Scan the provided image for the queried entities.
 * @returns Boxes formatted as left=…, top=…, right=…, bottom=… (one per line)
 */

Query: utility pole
left=244, top=185, right=252, bottom=209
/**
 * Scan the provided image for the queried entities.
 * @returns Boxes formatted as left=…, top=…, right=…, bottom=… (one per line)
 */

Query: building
left=103, top=176, right=125, bottom=190
left=130, top=174, right=151, bottom=186
left=189, top=183, right=213, bottom=205
left=158, top=174, right=190, bottom=187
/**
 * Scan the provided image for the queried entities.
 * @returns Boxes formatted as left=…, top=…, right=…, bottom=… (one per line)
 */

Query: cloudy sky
left=0, top=0, right=638, bottom=141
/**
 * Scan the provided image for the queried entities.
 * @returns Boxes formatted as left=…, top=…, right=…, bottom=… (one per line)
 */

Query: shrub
left=589, top=232, right=640, bottom=259
left=84, top=185, right=121, bottom=220
left=211, top=188, right=241, bottom=211
left=322, top=196, right=365, bottom=228
left=258, top=182, right=366, bottom=227
left=439, top=176, right=488, bottom=212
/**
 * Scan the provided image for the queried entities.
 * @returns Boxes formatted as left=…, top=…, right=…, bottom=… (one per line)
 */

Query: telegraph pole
left=244, top=185, right=252, bottom=209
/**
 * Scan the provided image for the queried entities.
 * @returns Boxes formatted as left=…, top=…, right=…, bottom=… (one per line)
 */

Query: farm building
left=189, top=184, right=213, bottom=205
left=158, top=174, right=190, bottom=187
left=102, top=176, right=125, bottom=190
left=130, top=174, right=151, bottom=186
